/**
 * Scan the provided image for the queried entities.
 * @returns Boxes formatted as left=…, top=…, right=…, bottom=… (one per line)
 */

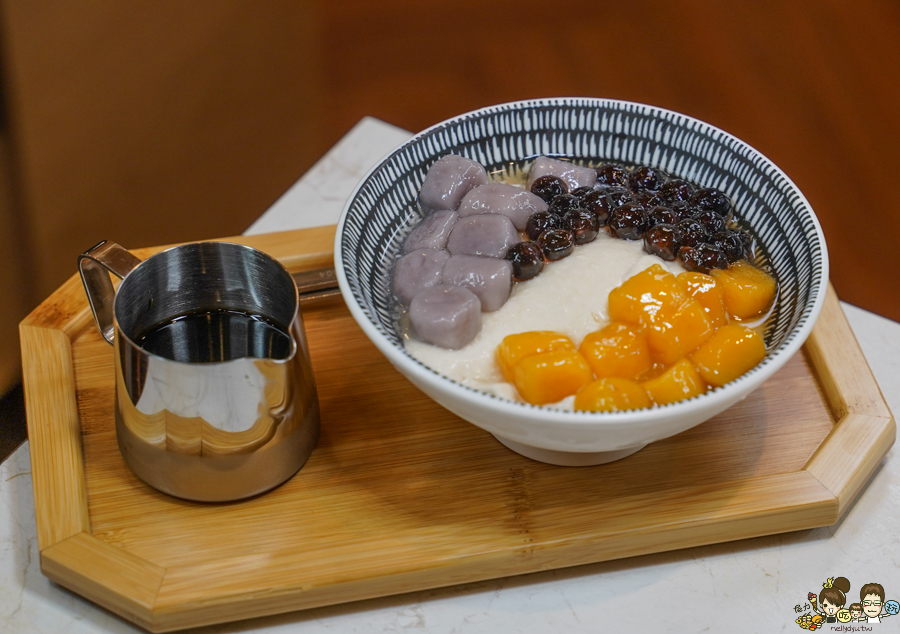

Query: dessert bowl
left=334, top=98, right=828, bottom=466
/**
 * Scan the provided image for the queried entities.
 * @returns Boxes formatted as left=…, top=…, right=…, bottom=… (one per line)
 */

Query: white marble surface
left=244, top=116, right=412, bottom=236
left=3, top=118, right=898, bottom=633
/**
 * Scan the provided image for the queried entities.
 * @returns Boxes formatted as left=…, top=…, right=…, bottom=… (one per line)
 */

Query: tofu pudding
left=405, top=233, right=685, bottom=409
left=393, top=153, right=775, bottom=412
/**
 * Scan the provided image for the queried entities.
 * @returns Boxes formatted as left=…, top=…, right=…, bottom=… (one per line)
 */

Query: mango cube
left=579, top=322, right=653, bottom=381
left=497, top=331, right=576, bottom=382
left=641, top=358, right=707, bottom=405
left=512, top=349, right=593, bottom=405
left=677, top=271, right=728, bottom=329
left=645, top=298, right=714, bottom=366
left=608, top=264, right=688, bottom=327
left=690, top=324, right=766, bottom=388
left=711, top=261, right=777, bottom=321
left=574, top=377, right=651, bottom=412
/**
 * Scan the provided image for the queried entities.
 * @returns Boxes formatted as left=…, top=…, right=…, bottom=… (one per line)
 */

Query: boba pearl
left=595, top=162, right=628, bottom=187
left=564, top=208, right=600, bottom=244
left=527, top=156, right=598, bottom=191
left=608, top=202, right=647, bottom=240
left=714, top=230, right=748, bottom=263
left=635, top=190, right=663, bottom=210
left=549, top=194, right=582, bottom=216
left=628, top=166, right=666, bottom=192
left=537, top=228, right=575, bottom=261
left=658, top=179, right=694, bottom=203
left=678, top=244, right=729, bottom=273
left=530, top=175, right=568, bottom=203
left=571, top=186, right=597, bottom=201
left=694, top=208, right=727, bottom=235
left=581, top=190, right=612, bottom=225
left=526, top=210, right=562, bottom=241
left=690, top=187, right=734, bottom=220
left=505, top=241, right=545, bottom=281
left=647, top=205, right=679, bottom=228
left=643, top=224, right=683, bottom=261
left=676, top=218, right=709, bottom=248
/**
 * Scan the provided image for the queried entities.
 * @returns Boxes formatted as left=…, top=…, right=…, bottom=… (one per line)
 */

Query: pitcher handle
left=78, top=241, right=143, bottom=345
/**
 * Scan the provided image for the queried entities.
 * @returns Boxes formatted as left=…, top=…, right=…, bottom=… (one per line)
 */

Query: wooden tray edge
left=41, top=531, right=165, bottom=631
left=20, top=323, right=90, bottom=551
left=77, top=472, right=837, bottom=633
left=802, top=284, right=897, bottom=515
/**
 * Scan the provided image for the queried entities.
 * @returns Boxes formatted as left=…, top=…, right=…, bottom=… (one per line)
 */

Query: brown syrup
left=135, top=309, right=291, bottom=363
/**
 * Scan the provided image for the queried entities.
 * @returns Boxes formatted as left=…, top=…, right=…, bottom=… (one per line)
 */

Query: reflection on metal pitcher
left=79, top=240, right=320, bottom=502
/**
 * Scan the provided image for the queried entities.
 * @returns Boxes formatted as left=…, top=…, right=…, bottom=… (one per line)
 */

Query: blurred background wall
left=0, top=0, right=898, bottom=399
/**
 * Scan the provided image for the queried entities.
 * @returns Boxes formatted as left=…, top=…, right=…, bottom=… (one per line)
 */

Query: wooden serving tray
left=21, top=226, right=895, bottom=632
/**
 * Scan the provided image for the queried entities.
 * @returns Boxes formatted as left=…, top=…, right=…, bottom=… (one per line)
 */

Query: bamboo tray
left=21, top=226, right=895, bottom=632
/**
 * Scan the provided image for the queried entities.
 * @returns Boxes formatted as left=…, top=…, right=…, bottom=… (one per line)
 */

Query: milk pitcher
left=78, top=240, right=320, bottom=501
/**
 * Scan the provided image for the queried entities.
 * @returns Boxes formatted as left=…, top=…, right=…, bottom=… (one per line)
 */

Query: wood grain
left=803, top=287, right=897, bottom=516
left=805, top=413, right=895, bottom=518
left=41, top=532, right=165, bottom=631
left=804, top=284, right=894, bottom=420
left=149, top=473, right=835, bottom=631
left=21, top=227, right=893, bottom=632
left=19, top=325, right=90, bottom=551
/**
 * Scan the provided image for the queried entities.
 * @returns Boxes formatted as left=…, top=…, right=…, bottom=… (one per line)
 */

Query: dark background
left=0, top=1, right=898, bottom=436
left=313, top=0, right=899, bottom=323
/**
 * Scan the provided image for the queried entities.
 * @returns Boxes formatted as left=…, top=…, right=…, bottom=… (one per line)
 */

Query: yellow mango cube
left=497, top=331, right=576, bottom=382
left=641, top=358, right=707, bottom=405
left=608, top=264, right=688, bottom=327
left=645, top=298, right=714, bottom=366
left=711, top=261, right=777, bottom=321
left=579, top=322, right=653, bottom=381
left=677, top=271, right=728, bottom=329
left=574, top=377, right=652, bottom=412
left=512, top=349, right=593, bottom=405
left=690, top=324, right=766, bottom=388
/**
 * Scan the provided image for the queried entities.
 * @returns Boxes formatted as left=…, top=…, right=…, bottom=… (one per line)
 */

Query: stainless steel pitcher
left=78, top=240, right=320, bottom=502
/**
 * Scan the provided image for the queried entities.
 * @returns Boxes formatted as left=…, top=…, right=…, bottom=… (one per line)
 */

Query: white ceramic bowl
left=335, top=98, right=828, bottom=466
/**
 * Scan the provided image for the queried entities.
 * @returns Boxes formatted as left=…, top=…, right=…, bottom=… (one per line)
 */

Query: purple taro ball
left=442, top=255, right=513, bottom=312
left=392, top=248, right=450, bottom=305
left=402, top=210, right=458, bottom=253
left=418, top=154, right=489, bottom=212
left=409, top=284, right=482, bottom=350
left=446, top=214, right=519, bottom=259
left=527, top=156, right=597, bottom=192
left=457, top=183, right=548, bottom=231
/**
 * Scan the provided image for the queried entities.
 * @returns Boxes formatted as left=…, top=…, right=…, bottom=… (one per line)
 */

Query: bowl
left=334, top=98, right=828, bottom=466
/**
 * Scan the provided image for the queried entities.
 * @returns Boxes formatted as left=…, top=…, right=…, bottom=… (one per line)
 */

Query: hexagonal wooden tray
left=20, top=226, right=895, bottom=632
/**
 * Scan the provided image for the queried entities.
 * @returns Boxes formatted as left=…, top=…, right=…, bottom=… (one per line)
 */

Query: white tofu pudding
left=405, top=232, right=685, bottom=409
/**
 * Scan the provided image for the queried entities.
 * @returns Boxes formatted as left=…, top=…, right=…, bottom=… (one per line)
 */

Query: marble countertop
left=2, top=117, right=898, bottom=633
